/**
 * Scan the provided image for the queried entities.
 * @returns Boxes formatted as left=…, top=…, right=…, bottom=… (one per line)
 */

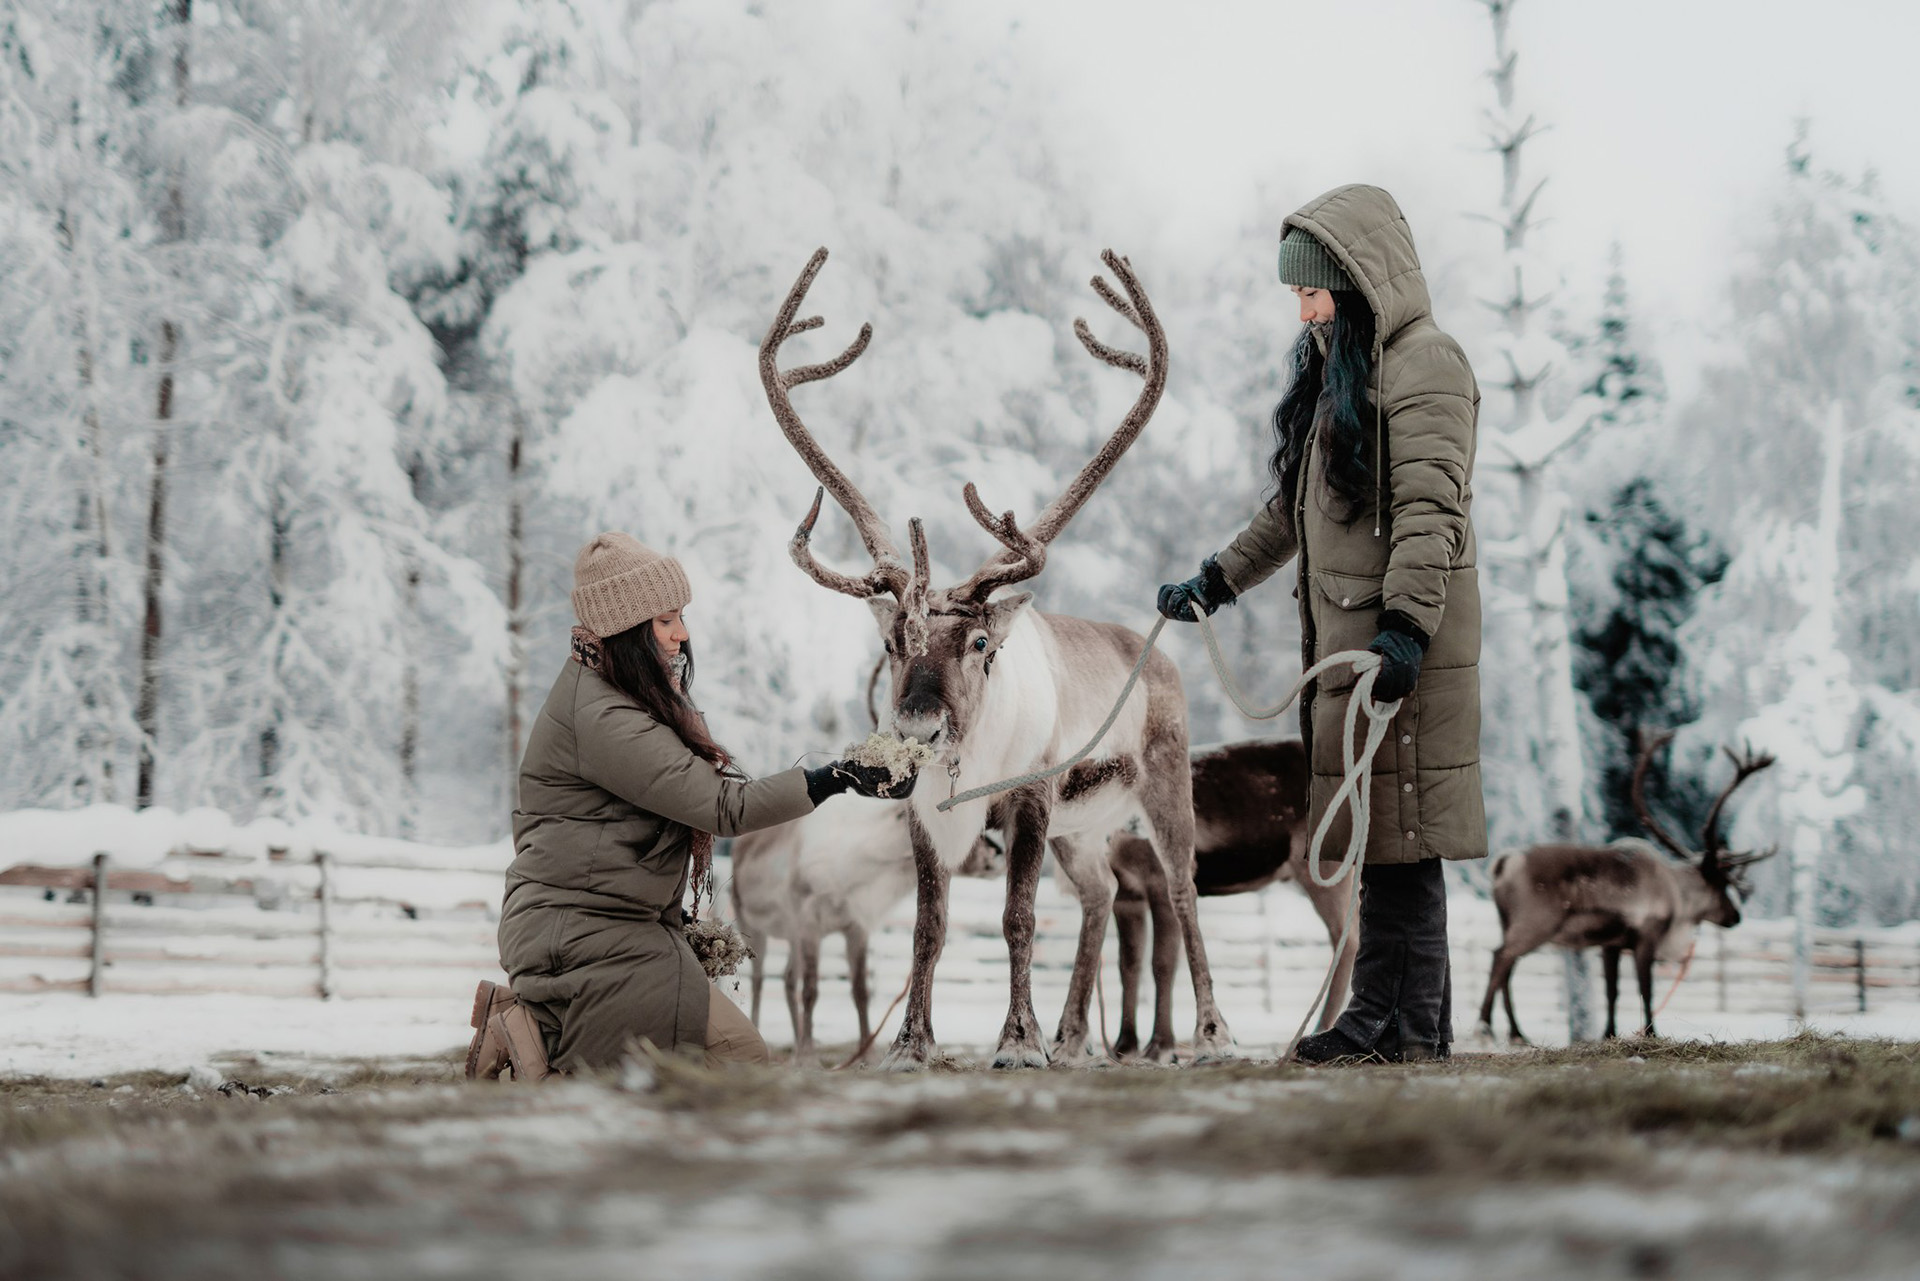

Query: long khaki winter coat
left=1214, top=184, right=1486, bottom=866
left=500, top=661, right=815, bottom=1070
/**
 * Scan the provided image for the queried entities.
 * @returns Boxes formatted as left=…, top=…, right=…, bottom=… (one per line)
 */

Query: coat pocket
left=1310, top=569, right=1385, bottom=611
left=1309, top=570, right=1386, bottom=692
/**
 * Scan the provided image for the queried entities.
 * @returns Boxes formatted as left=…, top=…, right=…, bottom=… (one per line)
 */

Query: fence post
left=88, top=851, right=109, bottom=997
left=316, top=851, right=334, bottom=1001
left=1855, top=937, right=1867, bottom=1014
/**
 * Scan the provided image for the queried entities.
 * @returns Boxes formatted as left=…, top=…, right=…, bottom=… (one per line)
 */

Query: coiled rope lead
left=933, top=607, right=1403, bottom=1060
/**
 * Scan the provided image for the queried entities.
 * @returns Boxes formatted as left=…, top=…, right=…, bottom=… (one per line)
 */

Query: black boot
left=1294, top=859, right=1452, bottom=1065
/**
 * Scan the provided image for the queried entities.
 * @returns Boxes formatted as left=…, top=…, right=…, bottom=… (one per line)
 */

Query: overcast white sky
left=973, top=0, right=1920, bottom=400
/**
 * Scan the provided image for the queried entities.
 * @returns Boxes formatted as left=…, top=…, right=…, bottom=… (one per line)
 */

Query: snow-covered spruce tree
left=1556, top=244, right=1732, bottom=847
left=1572, top=478, right=1728, bottom=841
left=1467, top=0, right=1614, bottom=1039
left=1683, top=133, right=1920, bottom=1006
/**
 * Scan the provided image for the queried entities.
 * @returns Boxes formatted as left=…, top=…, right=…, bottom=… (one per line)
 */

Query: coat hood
left=1283, top=185, right=1433, bottom=342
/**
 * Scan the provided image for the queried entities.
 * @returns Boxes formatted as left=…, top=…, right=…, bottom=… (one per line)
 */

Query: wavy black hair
left=600, top=625, right=735, bottom=773
left=1267, top=289, right=1378, bottom=528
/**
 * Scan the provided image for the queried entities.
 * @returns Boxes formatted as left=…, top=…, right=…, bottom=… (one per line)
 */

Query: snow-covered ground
left=6, top=987, right=1920, bottom=1082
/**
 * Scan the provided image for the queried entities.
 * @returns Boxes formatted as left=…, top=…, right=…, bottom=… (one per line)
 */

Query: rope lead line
left=930, top=607, right=1404, bottom=1059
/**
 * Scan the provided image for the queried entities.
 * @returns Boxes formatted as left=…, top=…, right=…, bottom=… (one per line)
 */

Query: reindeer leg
left=783, top=940, right=804, bottom=1064
left=1050, top=835, right=1115, bottom=1063
left=993, top=787, right=1052, bottom=1070
left=1601, top=946, right=1622, bottom=1040
left=1479, top=948, right=1529, bottom=1045
left=1501, top=965, right=1527, bottom=1045
left=846, top=924, right=872, bottom=1055
left=747, top=927, right=766, bottom=1027
left=1143, top=858, right=1181, bottom=1063
left=794, top=934, right=821, bottom=1066
left=1633, top=937, right=1659, bottom=1038
left=882, top=811, right=951, bottom=1071
left=1141, top=728, right=1230, bottom=1061
left=1112, top=888, right=1146, bottom=1060
left=1302, top=863, right=1360, bottom=1032
left=1475, top=949, right=1501, bottom=1039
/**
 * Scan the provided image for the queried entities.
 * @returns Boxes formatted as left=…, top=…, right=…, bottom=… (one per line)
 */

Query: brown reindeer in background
left=762, top=247, right=1230, bottom=1069
left=1476, top=730, right=1777, bottom=1042
left=1105, top=739, right=1357, bottom=1059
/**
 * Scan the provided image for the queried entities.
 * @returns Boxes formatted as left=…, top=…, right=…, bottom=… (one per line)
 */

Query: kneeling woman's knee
left=704, top=985, right=771, bottom=1067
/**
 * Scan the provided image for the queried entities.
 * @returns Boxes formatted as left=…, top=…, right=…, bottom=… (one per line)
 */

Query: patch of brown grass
left=1130, top=1034, right=1920, bottom=1180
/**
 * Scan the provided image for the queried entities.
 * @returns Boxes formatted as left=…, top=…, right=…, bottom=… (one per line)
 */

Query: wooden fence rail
left=4, top=848, right=1918, bottom=1032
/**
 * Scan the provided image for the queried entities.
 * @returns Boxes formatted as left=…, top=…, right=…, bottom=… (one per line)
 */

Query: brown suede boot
left=465, top=980, right=517, bottom=1080
left=493, top=1004, right=554, bottom=1082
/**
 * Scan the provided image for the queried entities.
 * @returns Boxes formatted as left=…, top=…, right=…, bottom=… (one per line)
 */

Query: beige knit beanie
left=571, top=532, right=693, bottom=638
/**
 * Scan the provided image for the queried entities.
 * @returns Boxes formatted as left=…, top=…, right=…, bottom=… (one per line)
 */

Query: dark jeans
left=1329, top=859, right=1453, bottom=1057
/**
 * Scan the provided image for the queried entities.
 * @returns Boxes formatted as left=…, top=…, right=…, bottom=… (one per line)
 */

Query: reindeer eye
left=973, top=636, right=989, bottom=653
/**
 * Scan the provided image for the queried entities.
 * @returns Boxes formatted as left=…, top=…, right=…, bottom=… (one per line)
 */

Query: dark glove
left=805, top=760, right=919, bottom=805
left=1366, top=610, right=1429, bottom=703
left=1156, top=556, right=1237, bottom=622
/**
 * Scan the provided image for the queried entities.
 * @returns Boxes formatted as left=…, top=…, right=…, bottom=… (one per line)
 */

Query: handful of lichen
left=843, top=731, right=938, bottom=787
left=685, top=918, right=754, bottom=980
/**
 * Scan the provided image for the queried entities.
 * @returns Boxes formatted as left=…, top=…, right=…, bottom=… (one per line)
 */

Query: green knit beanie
left=1277, top=227, right=1354, bottom=292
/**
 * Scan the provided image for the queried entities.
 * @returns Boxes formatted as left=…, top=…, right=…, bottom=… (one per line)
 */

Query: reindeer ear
left=984, top=591, right=1034, bottom=643
left=867, top=597, right=899, bottom=634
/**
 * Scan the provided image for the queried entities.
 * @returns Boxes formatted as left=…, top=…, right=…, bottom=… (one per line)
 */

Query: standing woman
left=468, top=533, right=908, bottom=1078
left=1158, top=185, right=1485, bottom=1063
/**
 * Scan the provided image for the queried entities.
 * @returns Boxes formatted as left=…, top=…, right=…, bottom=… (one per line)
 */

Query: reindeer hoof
left=991, top=1040, right=1049, bottom=1070
left=1188, top=1038, right=1237, bottom=1066
left=880, top=1041, right=932, bottom=1073
left=1138, top=1040, right=1178, bottom=1066
left=1049, top=1034, right=1097, bottom=1064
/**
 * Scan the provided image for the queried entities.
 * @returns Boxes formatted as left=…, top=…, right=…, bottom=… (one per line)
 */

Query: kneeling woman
left=470, top=532, right=905, bottom=1078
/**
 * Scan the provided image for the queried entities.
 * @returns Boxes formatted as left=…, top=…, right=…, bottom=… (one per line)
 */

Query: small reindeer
left=1102, top=739, right=1358, bottom=1059
left=762, top=248, right=1230, bottom=1069
left=728, top=802, right=1002, bottom=1064
left=1476, top=730, right=1778, bottom=1042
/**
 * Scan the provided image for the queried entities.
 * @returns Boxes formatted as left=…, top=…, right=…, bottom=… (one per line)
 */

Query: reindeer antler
left=1701, top=742, right=1776, bottom=861
left=762, top=248, right=918, bottom=602
left=952, top=250, right=1168, bottom=603
left=947, top=483, right=1048, bottom=601
left=1629, top=728, right=1695, bottom=862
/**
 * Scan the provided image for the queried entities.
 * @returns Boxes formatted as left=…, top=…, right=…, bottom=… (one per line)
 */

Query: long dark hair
left=1267, top=289, right=1378, bottom=526
left=600, top=624, right=736, bottom=773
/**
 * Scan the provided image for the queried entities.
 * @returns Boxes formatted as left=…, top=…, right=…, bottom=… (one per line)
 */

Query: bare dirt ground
left=4, top=1035, right=1919, bottom=1281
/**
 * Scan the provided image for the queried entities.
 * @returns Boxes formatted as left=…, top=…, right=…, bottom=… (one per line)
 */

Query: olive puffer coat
left=1213, top=184, right=1486, bottom=866
left=500, top=660, right=815, bottom=1070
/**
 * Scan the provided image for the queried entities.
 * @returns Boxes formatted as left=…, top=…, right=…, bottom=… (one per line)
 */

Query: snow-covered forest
left=2, top=0, right=1915, bottom=926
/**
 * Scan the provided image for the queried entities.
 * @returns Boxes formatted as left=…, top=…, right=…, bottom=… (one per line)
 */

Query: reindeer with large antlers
left=760, top=247, right=1231, bottom=1069
left=1476, top=730, right=1778, bottom=1042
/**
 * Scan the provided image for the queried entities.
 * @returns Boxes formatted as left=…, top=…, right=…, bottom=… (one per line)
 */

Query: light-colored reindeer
left=760, top=247, right=1230, bottom=1069
left=1476, top=729, right=1777, bottom=1042
left=728, top=801, right=1002, bottom=1064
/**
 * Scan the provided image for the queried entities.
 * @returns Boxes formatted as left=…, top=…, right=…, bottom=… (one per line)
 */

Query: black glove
left=804, top=760, right=919, bottom=805
left=1157, top=556, right=1237, bottom=622
left=1366, top=610, right=1429, bottom=703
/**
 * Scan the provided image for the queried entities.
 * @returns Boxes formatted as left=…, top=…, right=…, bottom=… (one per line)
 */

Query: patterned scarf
left=570, top=626, right=716, bottom=923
